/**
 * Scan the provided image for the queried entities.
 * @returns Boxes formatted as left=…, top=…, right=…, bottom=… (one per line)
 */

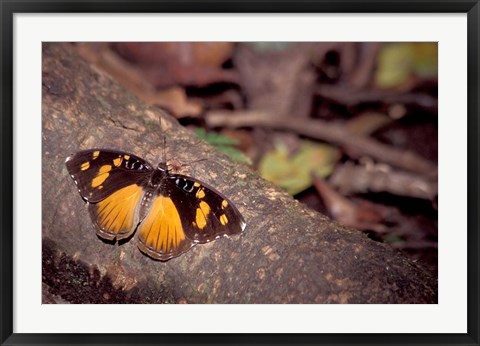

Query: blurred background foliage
left=375, top=42, right=437, bottom=88
left=75, top=42, right=438, bottom=273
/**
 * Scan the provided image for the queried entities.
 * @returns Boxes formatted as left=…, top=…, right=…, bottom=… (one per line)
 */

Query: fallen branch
left=205, top=110, right=437, bottom=177
left=330, top=161, right=438, bottom=200
left=316, top=84, right=438, bottom=111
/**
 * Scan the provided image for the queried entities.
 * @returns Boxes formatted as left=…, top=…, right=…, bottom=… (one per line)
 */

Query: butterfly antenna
left=158, top=115, right=168, bottom=166
left=163, top=135, right=167, bottom=165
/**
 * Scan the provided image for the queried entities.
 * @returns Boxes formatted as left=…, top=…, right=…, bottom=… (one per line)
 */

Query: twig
left=313, top=175, right=387, bottom=233
left=316, top=84, right=438, bottom=111
left=205, top=110, right=437, bottom=177
left=346, top=43, right=381, bottom=89
left=330, top=161, right=437, bottom=200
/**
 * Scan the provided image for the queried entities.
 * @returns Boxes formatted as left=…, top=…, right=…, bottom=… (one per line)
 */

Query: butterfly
left=65, top=149, right=246, bottom=261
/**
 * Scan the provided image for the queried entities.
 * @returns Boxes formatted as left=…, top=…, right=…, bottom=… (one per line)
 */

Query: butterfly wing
left=136, top=194, right=195, bottom=261
left=66, top=149, right=153, bottom=240
left=66, top=149, right=246, bottom=260
left=135, top=174, right=245, bottom=261
left=167, top=174, right=246, bottom=244
left=88, top=183, right=145, bottom=240
left=65, top=149, right=153, bottom=203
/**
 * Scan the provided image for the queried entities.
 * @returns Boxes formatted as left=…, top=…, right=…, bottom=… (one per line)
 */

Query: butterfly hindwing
left=168, top=174, right=246, bottom=244
left=65, top=149, right=153, bottom=203
left=88, top=183, right=145, bottom=241
left=136, top=193, right=195, bottom=261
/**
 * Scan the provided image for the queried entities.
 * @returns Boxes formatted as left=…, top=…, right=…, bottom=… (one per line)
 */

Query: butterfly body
left=66, top=149, right=246, bottom=261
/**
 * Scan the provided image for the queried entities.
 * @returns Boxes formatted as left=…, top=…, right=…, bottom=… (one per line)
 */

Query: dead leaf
left=112, top=42, right=238, bottom=88
left=145, top=86, right=203, bottom=117
left=344, top=112, right=392, bottom=136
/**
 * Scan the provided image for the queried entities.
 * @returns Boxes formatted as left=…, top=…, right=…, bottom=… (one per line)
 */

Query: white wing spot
left=240, top=220, right=247, bottom=231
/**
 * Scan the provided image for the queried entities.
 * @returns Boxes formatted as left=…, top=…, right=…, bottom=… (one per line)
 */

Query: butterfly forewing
left=168, top=174, right=246, bottom=244
left=65, top=149, right=153, bottom=203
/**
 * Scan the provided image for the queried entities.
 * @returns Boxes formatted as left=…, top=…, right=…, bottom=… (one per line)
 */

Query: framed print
left=1, top=1, right=479, bottom=346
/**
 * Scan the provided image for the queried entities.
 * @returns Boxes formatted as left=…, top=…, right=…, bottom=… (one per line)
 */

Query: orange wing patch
left=91, top=165, right=112, bottom=188
left=80, top=161, right=90, bottom=171
left=113, top=157, right=123, bottom=167
left=196, top=188, right=205, bottom=199
left=219, top=214, right=229, bottom=225
left=93, top=184, right=143, bottom=239
left=137, top=196, right=191, bottom=260
left=195, top=201, right=211, bottom=230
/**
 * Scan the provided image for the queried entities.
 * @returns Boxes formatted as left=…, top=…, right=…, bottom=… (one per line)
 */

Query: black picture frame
left=1, top=1, right=478, bottom=345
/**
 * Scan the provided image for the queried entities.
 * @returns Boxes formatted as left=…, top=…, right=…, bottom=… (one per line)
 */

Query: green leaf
left=375, top=43, right=437, bottom=89
left=259, top=140, right=339, bottom=195
left=376, top=43, right=413, bottom=88
left=194, top=128, right=251, bottom=164
left=411, top=43, right=438, bottom=77
left=195, top=128, right=239, bottom=145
